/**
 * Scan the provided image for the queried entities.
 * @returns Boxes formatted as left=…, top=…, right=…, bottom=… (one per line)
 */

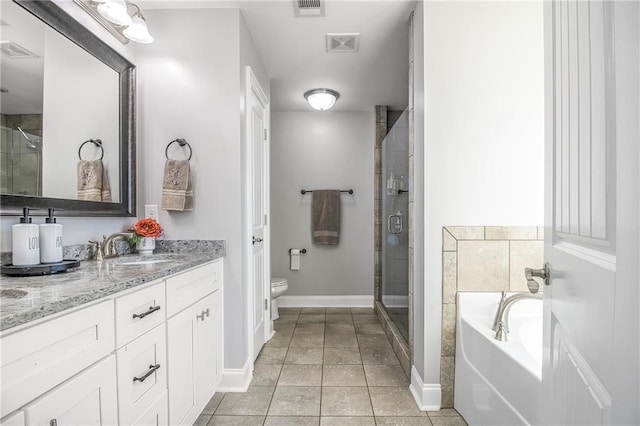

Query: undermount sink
left=119, top=259, right=172, bottom=266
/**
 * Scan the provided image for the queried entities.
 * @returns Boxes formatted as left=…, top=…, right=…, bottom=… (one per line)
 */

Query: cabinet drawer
left=117, top=324, right=167, bottom=426
left=0, top=300, right=115, bottom=418
left=131, top=391, right=168, bottom=426
left=116, top=280, right=166, bottom=348
left=23, top=355, right=118, bottom=426
left=166, top=260, right=221, bottom=317
left=0, top=410, right=24, bottom=426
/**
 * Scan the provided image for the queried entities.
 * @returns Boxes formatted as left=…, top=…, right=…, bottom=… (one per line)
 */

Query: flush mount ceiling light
left=304, top=88, right=340, bottom=111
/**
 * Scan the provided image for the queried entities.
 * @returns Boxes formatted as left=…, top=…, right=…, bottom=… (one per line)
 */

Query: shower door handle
left=387, top=214, right=403, bottom=234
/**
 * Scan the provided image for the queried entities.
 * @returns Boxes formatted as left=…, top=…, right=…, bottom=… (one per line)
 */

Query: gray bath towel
left=77, top=159, right=111, bottom=201
left=161, top=160, right=194, bottom=211
left=312, top=190, right=340, bottom=245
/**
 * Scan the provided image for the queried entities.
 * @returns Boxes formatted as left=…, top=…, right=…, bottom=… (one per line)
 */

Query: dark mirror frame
left=1, top=0, right=136, bottom=217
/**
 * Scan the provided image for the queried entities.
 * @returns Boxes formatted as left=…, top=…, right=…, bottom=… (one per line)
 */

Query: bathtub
left=454, top=292, right=543, bottom=425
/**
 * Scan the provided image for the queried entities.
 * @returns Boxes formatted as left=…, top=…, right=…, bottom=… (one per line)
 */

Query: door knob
left=252, top=236, right=263, bottom=245
left=525, top=262, right=551, bottom=293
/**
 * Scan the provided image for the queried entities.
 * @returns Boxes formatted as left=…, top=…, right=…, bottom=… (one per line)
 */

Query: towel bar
left=300, top=189, right=353, bottom=195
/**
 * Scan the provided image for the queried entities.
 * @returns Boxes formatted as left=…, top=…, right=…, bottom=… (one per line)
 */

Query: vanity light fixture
left=97, top=0, right=132, bottom=27
left=85, top=0, right=153, bottom=43
left=304, top=88, right=340, bottom=111
left=122, top=4, right=153, bottom=43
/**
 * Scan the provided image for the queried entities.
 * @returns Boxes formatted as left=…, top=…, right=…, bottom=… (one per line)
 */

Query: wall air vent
left=0, top=41, right=39, bottom=59
left=293, top=0, right=325, bottom=17
left=326, top=33, right=360, bottom=53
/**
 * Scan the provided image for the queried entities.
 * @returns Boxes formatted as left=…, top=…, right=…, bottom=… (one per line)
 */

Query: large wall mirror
left=0, top=0, right=136, bottom=216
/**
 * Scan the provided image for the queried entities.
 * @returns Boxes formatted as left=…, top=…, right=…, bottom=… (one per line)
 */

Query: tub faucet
left=102, top=232, right=133, bottom=258
left=492, top=291, right=543, bottom=342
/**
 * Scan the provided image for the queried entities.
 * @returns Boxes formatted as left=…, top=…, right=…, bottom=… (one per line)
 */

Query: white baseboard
left=278, top=295, right=374, bottom=308
left=218, top=359, right=252, bottom=392
left=410, top=366, right=442, bottom=411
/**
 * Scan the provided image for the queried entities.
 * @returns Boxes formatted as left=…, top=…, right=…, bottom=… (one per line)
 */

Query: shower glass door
left=380, top=110, right=409, bottom=342
left=0, top=126, right=42, bottom=197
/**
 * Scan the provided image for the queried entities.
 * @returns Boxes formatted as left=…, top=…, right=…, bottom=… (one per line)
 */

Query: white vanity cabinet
left=166, top=261, right=223, bottom=426
left=0, top=258, right=224, bottom=426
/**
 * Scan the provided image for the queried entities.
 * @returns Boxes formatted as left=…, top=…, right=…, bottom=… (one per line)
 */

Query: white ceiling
left=141, top=0, right=415, bottom=112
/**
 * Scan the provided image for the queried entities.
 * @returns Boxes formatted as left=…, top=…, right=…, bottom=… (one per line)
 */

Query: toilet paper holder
left=289, top=248, right=307, bottom=254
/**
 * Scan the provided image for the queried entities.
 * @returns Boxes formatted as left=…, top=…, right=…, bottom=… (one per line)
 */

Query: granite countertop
left=0, top=241, right=225, bottom=332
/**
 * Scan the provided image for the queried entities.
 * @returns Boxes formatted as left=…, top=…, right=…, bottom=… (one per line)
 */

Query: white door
left=245, top=66, right=270, bottom=361
left=543, top=1, right=639, bottom=424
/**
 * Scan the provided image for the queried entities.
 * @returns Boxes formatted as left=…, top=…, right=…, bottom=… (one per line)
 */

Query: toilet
left=270, top=278, right=288, bottom=320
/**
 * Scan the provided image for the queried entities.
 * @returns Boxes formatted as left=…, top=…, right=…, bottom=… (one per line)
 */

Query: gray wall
left=270, top=111, right=374, bottom=297
left=136, top=8, right=269, bottom=370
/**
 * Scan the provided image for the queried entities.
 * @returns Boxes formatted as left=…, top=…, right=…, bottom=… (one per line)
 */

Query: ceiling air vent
left=0, top=41, right=38, bottom=59
left=326, top=33, right=360, bottom=53
left=293, top=0, right=325, bottom=17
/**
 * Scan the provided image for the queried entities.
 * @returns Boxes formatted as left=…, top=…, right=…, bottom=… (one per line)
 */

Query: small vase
left=136, top=237, right=155, bottom=255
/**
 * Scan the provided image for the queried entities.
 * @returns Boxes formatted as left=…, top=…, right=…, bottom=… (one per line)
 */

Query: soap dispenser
left=40, top=208, right=63, bottom=263
left=12, top=207, right=40, bottom=266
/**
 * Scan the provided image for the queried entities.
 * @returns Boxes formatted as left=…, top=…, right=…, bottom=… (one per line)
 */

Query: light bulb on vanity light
left=123, top=10, right=153, bottom=43
left=97, top=0, right=132, bottom=26
left=304, top=88, right=340, bottom=111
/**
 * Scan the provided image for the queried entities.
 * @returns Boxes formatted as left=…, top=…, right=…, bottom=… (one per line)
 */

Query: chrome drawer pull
left=133, top=364, right=161, bottom=383
left=133, top=305, right=161, bottom=319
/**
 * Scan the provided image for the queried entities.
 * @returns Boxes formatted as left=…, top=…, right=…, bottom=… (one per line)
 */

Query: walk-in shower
left=380, top=109, right=409, bottom=341
left=0, top=125, right=42, bottom=196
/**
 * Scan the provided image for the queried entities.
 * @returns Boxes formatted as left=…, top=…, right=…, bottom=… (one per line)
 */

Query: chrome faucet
left=102, top=232, right=133, bottom=258
left=492, top=291, right=543, bottom=342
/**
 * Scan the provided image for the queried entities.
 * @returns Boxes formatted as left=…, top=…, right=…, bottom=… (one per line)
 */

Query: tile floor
left=196, top=307, right=468, bottom=425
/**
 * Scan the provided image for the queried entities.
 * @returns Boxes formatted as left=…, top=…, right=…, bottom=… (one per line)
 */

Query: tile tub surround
left=0, top=242, right=226, bottom=331
left=440, top=226, right=543, bottom=408
left=194, top=308, right=469, bottom=425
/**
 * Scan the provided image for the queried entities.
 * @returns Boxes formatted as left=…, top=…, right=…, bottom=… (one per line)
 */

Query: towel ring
left=165, top=138, right=192, bottom=161
left=78, top=139, right=104, bottom=160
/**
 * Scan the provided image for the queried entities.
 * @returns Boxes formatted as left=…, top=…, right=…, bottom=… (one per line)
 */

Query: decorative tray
left=1, top=260, right=81, bottom=276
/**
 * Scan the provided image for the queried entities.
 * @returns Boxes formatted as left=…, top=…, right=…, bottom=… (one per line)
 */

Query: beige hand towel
left=161, top=160, right=194, bottom=211
left=312, top=190, right=340, bottom=245
left=101, top=164, right=112, bottom=202
left=77, top=160, right=103, bottom=201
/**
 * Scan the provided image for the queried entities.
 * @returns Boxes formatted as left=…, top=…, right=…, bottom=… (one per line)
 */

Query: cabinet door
left=166, top=305, right=196, bottom=426
left=131, top=391, right=168, bottom=426
left=194, top=291, right=222, bottom=409
left=23, top=356, right=118, bottom=426
left=116, top=324, right=167, bottom=425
